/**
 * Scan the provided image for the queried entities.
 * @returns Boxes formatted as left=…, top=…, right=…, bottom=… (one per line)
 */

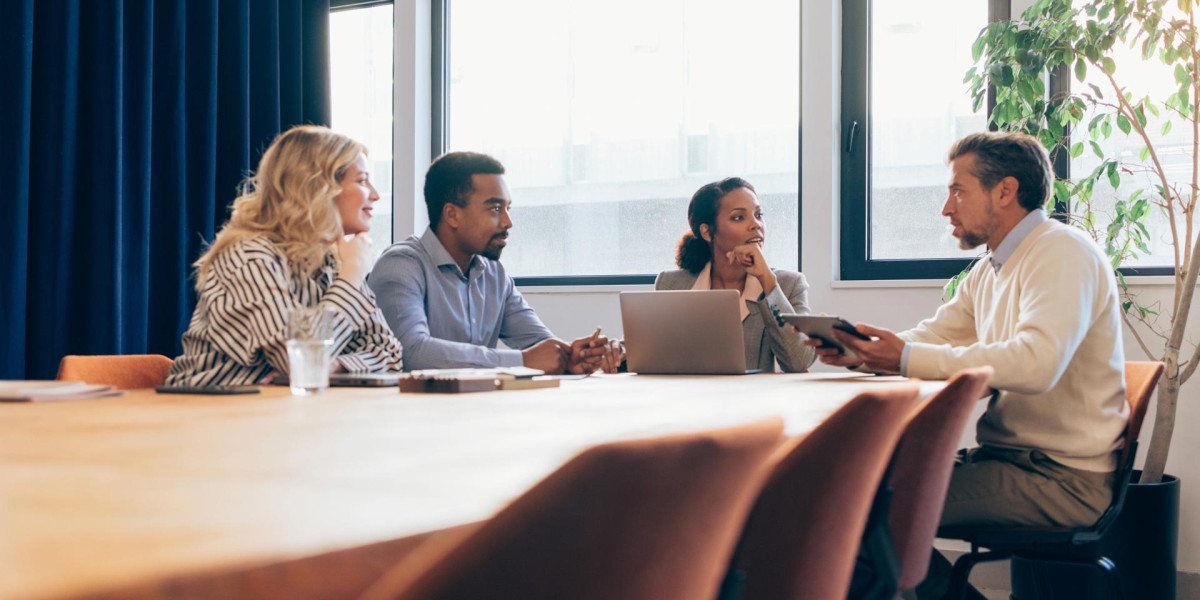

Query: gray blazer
left=654, top=268, right=816, bottom=373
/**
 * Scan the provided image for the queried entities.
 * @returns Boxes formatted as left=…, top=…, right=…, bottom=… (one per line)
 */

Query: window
left=330, top=2, right=394, bottom=253
left=1064, top=0, right=1179, bottom=274
left=841, top=0, right=1007, bottom=280
left=439, top=0, right=801, bottom=284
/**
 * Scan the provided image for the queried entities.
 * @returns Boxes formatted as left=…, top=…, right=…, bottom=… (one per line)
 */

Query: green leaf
left=1107, top=164, right=1121, bottom=189
left=1140, top=146, right=1151, bottom=162
left=1075, top=58, right=1088, bottom=82
left=1053, top=180, right=1071, bottom=210
left=1141, top=37, right=1157, bottom=60
left=1175, top=63, right=1190, bottom=85
left=1048, top=113, right=1064, bottom=137
left=1101, top=118, right=1113, bottom=139
left=1091, top=140, right=1105, bottom=158
left=1102, top=57, right=1117, bottom=74
left=1162, top=120, right=1173, bottom=135
left=1018, top=78, right=1037, bottom=104
left=1117, top=114, right=1132, bottom=134
left=1132, top=198, right=1149, bottom=219
left=972, top=35, right=988, bottom=62
left=1070, top=142, right=1085, bottom=158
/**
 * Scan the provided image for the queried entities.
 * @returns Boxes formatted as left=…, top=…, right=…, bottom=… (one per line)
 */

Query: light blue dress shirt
left=900, top=208, right=1049, bottom=375
left=368, top=228, right=555, bottom=370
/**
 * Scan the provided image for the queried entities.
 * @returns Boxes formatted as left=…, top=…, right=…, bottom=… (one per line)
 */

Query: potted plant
left=962, top=0, right=1194, bottom=596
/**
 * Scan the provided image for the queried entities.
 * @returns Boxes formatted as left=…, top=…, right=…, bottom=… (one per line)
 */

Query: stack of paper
left=0, top=381, right=125, bottom=402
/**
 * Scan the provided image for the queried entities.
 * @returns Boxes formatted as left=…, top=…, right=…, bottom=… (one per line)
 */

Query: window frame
left=330, top=0, right=392, bottom=11
left=839, top=0, right=1011, bottom=281
left=430, top=0, right=802, bottom=287
left=840, top=0, right=1173, bottom=280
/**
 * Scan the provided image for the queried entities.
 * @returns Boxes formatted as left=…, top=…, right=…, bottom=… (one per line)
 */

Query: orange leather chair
left=56, top=354, right=174, bottom=389
left=938, top=361, right=1165, bottom=600
left=729, top=385, right=924, bottom=600
left=852, top=367, right=994, bottom=599
left=361, top=418, right=786, bottom=600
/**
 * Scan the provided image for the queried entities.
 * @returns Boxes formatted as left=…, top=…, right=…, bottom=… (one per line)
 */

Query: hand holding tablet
left=776, top=314, right=871, bottom=358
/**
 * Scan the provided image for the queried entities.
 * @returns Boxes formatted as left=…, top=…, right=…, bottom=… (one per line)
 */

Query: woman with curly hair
left=655, top=177, right=814, bottom=373
left=165, top=125, right=403, bottom=386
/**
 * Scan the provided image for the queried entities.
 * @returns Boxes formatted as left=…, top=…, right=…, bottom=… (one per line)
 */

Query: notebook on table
left=619, top=290, right=761, bottom=375
left=0, top=381, right=125, bottom=402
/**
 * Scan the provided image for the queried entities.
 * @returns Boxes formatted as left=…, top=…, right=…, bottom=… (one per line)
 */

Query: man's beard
left=954, top=203, right=996, bottom=250
left=957, top=228, right=990, bottom=250
left=481, top=235, right=507, bottom=261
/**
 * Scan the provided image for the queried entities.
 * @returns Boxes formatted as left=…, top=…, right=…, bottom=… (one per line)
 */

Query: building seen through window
left=446, top=0, right=800, bottom=280
left=330, top=3, right=394, bottom=253
left=867, top=0, right=988, bottom=262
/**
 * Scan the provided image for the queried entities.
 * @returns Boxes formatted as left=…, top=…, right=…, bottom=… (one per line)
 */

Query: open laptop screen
left=620, top=290, right=759, bottom=375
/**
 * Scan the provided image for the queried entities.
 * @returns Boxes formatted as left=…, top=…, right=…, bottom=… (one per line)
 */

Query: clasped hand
left=522, top=334, right=624, bottom=375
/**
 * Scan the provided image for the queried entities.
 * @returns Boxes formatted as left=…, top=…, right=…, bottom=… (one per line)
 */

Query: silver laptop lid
left=619, top=290, right=751, bottom=375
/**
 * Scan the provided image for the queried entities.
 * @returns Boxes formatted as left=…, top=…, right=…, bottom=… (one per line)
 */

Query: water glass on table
left=286, top=306, right=335, bottom=395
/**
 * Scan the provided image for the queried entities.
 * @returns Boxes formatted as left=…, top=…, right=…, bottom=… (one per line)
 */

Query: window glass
left=330, top=4, right=394, bottom=251
left=868, top=1, right=988, bottom=260
left=447, top=0, right=800, bottom=278
left=1069, top=2, right=1183, bottom=268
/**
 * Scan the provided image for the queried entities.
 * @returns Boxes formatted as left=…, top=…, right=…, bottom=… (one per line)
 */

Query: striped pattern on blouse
left=165, top=237, right=403, bottom=386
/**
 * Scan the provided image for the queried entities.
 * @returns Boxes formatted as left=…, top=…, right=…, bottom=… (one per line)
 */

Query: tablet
left=777, top=314, right=871, bottom=358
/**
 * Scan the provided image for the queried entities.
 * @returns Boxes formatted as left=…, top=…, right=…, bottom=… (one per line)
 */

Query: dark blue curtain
left=0, top=0, right=331, bottom=379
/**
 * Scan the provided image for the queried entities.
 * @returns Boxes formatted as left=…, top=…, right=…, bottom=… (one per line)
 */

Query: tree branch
left=1182, top=340, right=1200, bottom=384
left=1100, top=69, right=1186, bottom=301
left=1122, top=310, right=1159, bottom=359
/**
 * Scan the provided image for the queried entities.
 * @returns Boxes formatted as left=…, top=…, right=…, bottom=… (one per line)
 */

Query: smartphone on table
left=155, top=385, right=261, bottom=395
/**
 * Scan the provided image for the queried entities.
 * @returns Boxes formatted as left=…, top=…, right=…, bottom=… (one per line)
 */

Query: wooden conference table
left=0, top=372, right=944, bottom=600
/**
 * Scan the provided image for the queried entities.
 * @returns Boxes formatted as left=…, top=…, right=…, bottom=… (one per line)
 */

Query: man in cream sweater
left=813, top=132, right=1127, bottom=598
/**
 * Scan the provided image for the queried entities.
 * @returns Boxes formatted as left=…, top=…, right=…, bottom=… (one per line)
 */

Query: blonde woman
left=165, top=126, right=403, bottom=386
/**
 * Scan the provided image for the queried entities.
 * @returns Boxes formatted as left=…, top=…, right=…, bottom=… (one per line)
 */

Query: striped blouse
left=164, top=237, right=403, bottom=386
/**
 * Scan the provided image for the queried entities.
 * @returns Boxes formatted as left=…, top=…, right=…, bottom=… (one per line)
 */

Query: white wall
left=394, top=0, right=1197, bottom=574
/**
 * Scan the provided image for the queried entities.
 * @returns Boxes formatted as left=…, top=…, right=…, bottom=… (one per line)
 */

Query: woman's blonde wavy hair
left=194, top=125, right=365, bottom=287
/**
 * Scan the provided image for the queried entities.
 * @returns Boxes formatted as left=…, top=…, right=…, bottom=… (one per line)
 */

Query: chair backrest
left=1078, top=360, right=1164, bottom=539
left=732, top=385, right=923, bottom=600
left=888, top=366, right=994, bottom=591
left=360, top=418, right=786, bottom=600
left=1119, top=361, right=1163, bottom=472
left=56, top=354, right=174, bottom=389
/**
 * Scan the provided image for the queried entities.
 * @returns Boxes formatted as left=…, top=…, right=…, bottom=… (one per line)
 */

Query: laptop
left=619, top=290, right=761, bottom=375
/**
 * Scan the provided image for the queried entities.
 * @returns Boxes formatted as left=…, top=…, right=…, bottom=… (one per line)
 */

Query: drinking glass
left=286, top=306, right=335, bottom=395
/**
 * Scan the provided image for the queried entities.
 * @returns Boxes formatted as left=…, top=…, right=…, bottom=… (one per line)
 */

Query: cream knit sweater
left=901, top=220, right=1127, bottom=472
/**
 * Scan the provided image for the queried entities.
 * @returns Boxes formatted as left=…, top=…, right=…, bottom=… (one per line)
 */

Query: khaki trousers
left=915, top=446, right=1115, bottom=599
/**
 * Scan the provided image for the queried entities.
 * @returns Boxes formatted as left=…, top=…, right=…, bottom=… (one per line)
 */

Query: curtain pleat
left=2, top=0, right=331, bottom=379
left=0, top=0, right=35, bottom=377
